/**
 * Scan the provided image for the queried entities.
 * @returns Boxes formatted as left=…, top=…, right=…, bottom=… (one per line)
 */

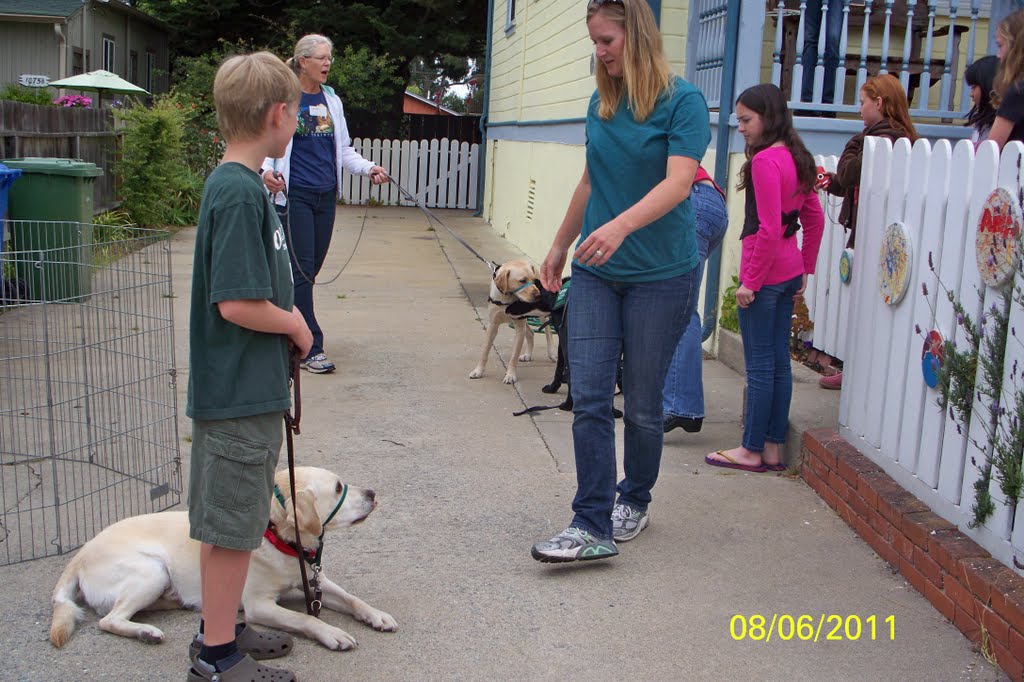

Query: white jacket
left=262, top=84, right=375, bottom=207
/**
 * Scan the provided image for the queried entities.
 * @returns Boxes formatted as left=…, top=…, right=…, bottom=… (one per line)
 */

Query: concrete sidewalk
left=0, top=206, right=1004, bottom=681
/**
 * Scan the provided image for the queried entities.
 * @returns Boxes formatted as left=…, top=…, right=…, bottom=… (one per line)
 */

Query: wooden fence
left=0, top=101, right=119, bottom=213
left=833, top=137, right=1024, bottom=572
left=342, top=138, right=480, bottom=210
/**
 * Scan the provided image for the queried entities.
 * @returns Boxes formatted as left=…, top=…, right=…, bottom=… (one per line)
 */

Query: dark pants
left=801, top=0, right=844, bottom=104
left=277, top=186, right=336, bottom=358
left=567, top=265, right=698, bottom=539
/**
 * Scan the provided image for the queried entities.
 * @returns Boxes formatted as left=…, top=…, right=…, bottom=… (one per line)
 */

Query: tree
left=139, top=0, right=487, bottom=134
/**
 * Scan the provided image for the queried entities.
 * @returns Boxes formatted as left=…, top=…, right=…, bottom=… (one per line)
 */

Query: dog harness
left=487, top=278, right=537, bottom=309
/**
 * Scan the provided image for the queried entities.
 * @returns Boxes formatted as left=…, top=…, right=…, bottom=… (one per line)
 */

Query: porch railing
left=690, top=0, right=987, bottom=119
left=837, top=138, right=1024, bottom=572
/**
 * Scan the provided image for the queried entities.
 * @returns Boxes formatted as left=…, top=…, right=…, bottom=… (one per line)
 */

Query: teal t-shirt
left=579, top=76, right=711, bottom=282
left=186, top=162, right=295, bottom=421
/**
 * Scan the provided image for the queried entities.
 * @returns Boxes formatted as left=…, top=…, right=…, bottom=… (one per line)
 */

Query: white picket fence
left=341, top=138, right=480, bottom=210
left=833, top=137, right=1024, bottom=572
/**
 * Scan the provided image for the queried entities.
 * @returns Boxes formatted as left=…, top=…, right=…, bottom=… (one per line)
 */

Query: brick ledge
left=802, top=428, right=1024, bottom=681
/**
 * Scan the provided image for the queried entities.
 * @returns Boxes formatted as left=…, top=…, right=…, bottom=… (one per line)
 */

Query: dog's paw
left=136, top=626, right=165, bottom=644
left=360, top=608, right=398, bottom=632
left=468, top=367, right=484, bottom=379
left=319, top=625, right=358, bottom=651
left=518, top=352, right=532, bottom=362
left=502, top=372, right=517, bottom=384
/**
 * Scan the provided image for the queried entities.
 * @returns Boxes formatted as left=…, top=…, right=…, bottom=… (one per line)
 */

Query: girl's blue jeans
left=737, top=274, right=803, bottom=453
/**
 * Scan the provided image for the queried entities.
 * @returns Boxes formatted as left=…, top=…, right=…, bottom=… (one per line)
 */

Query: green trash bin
left=4, top=158, right=103, bottom=302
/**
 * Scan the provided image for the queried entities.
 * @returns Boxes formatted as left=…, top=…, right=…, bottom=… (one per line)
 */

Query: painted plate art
left=921, top=329, right=944, bottom=389
left=975, top=187, right=1023, bottom=288
left=878, top=222, right=912, bottom=306
left=839, top=248, right=853, bottom=284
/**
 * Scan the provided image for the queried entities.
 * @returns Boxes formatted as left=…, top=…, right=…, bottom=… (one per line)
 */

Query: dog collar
left=264, top=525, right=318, bottom=562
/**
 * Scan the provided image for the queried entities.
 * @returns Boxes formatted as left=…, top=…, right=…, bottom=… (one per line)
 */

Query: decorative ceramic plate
left=878, top=222, right=912, bottom=306
left=975, top=187, right=1022, bottom=288
left=921, top=329, right=944, bottom=389
left=839, top=248, right=853, bottom=284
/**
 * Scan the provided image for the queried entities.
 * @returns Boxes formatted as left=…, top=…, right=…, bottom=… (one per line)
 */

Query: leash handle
left=284, top=352, right=317, bottom=617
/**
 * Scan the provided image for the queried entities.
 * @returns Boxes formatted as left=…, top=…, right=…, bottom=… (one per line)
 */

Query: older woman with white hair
left=262, top=34, right=388, bottom=374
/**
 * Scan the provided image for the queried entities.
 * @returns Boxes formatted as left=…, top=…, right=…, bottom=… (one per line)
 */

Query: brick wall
left=802, top=428, right=1024, bottom=681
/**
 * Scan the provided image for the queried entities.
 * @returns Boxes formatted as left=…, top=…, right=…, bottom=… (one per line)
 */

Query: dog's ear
left=529, top=262, right=540, bottom=279
left=494, top=265, right=510, bottom=293
left=286, top=490, right=322, bottom=538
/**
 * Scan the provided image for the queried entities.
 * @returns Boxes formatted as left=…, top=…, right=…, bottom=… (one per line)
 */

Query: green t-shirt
left=579, top=76, right=711, bottom=282
left=186, top=162, right=294, bottom=420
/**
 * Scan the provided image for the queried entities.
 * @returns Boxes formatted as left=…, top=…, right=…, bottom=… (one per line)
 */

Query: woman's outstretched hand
left=540, top=247, right=568, bottom=292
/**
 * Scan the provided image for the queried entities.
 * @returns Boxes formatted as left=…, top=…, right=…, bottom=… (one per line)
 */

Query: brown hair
left=214, top=52, right=300, bottom=142
left=994, top=10, right=1024, bottom=107
left=861, top=74, right=919, bottom=141
left=587, top=0, right=672, bottom=122
left=735, top=83, right=817, bottom=194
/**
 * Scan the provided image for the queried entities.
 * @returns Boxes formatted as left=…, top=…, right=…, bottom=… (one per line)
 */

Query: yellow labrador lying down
left=50, top=466, right=396, bottom=651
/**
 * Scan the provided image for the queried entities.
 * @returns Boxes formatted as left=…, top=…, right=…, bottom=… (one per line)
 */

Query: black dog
left=524, top=278, right=622, bottom=417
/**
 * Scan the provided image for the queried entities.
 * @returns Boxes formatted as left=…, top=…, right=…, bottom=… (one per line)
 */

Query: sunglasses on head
left=588, top=0, right=625, bottom=8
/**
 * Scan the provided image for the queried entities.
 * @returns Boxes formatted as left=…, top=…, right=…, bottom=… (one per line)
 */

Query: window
left=146, top=52, right=156, bottom=92
left=102, top=35, right=115, bottom=72
left=72, top=48, right=84, bottom=76
left=505, top=0, right=516, bottom=35
left=130, top=51, right=138, bottom=84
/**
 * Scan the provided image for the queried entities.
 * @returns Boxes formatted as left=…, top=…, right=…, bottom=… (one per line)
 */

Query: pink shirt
left=739, top=146, right=825, bottom=291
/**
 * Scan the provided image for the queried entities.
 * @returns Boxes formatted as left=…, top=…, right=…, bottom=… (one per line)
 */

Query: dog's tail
left=50, top=556, right=85, bottom=648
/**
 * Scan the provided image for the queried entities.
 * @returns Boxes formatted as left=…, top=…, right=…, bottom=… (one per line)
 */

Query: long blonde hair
left=994, top=10, right=1024, bottom=107
left=587, top=0, right=672, bottom=122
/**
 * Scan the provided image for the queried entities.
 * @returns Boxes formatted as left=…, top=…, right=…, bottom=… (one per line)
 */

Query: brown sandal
left=187, top=654, right=296, bottom=682
left=189, top=624, right=293, bottom=664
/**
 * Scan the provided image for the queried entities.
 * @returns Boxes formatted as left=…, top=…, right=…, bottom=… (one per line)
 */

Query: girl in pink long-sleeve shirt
left=706, top=84, right=824, bottom=473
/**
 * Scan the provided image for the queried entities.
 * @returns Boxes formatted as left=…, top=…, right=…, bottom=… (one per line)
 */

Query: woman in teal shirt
left=531, top=0, right=711, bottom=563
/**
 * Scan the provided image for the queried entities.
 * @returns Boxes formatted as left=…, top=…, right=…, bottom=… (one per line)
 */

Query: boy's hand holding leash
left=289, top=306, right=313, bottom=358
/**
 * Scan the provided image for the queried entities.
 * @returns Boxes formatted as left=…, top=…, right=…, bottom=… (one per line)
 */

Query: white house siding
left=0, top=22, right=61, bottom=89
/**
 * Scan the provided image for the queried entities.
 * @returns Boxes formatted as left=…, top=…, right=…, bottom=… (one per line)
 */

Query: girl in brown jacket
left=818, top=74, right=919, bottom=249
left=815, top=75, right=918, bottom=389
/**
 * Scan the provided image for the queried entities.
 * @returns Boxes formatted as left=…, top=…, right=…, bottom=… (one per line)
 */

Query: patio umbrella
left=48, top=70, right=148, bottom=106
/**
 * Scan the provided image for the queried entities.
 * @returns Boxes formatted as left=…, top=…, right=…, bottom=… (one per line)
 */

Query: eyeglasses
left=306, top=54, right=333, bottom=63
left=588, top=0, right=624, bottom=8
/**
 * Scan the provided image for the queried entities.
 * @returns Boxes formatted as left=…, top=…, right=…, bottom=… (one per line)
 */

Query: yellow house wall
left=489, top=0, right=692, bottom=124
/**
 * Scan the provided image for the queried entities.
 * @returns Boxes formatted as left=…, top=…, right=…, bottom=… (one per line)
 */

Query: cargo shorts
left=188, top=412, right=284, bottom=551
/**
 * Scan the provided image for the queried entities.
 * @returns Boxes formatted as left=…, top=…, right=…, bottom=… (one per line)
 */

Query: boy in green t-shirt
left=185, top=52, right=312, bottom=682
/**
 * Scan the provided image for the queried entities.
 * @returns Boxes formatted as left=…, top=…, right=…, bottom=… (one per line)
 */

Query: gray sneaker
left=531, top=526, right=618, bottom=563
left=301, top=352, right=336, bottom=374
left=611, top=502, right=649, bottom=542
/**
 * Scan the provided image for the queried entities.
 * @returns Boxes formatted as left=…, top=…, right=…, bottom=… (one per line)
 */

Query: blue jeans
left=277, top=186, right=337, bottom=358
left=663, top=183, right=730, bottom=420
left=567, top=264, right=698, bottom=539
left=800, top=0, right=844, bottom=104
left=737, top=274, right=802, bottom=453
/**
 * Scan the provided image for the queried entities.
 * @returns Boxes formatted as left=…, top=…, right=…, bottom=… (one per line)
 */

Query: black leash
left=283, top=351, right=321, bottom=617
left=271, top=174, right=371, bottom=288
left=386, top=173, right=499, bottom=275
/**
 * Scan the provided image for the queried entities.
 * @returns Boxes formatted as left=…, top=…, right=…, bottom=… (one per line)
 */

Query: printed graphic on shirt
left=296, top=102, right=334, bottom=137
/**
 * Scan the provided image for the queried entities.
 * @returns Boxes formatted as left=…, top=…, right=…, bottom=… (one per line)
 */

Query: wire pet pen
left=0, top=221, right=181, bottom=565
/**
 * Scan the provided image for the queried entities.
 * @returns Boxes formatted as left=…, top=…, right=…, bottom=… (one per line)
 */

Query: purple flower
left=915, top=324, right=922, bottom=334
left=928, top=252, right=934, bottom=269
left=922, top=283, right=930, bottom=296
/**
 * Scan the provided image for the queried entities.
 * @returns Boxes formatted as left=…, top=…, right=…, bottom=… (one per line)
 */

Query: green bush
left=0, top=83, right=54, bottom=106
left=115, top=100, right=187, bottom=227
left=719, top=275, right=740, bottom=333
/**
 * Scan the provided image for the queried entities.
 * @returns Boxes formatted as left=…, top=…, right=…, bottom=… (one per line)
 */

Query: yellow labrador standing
left=469, top=258, right=556, bottom=384
left=49, top=467, right=396, bottom=651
